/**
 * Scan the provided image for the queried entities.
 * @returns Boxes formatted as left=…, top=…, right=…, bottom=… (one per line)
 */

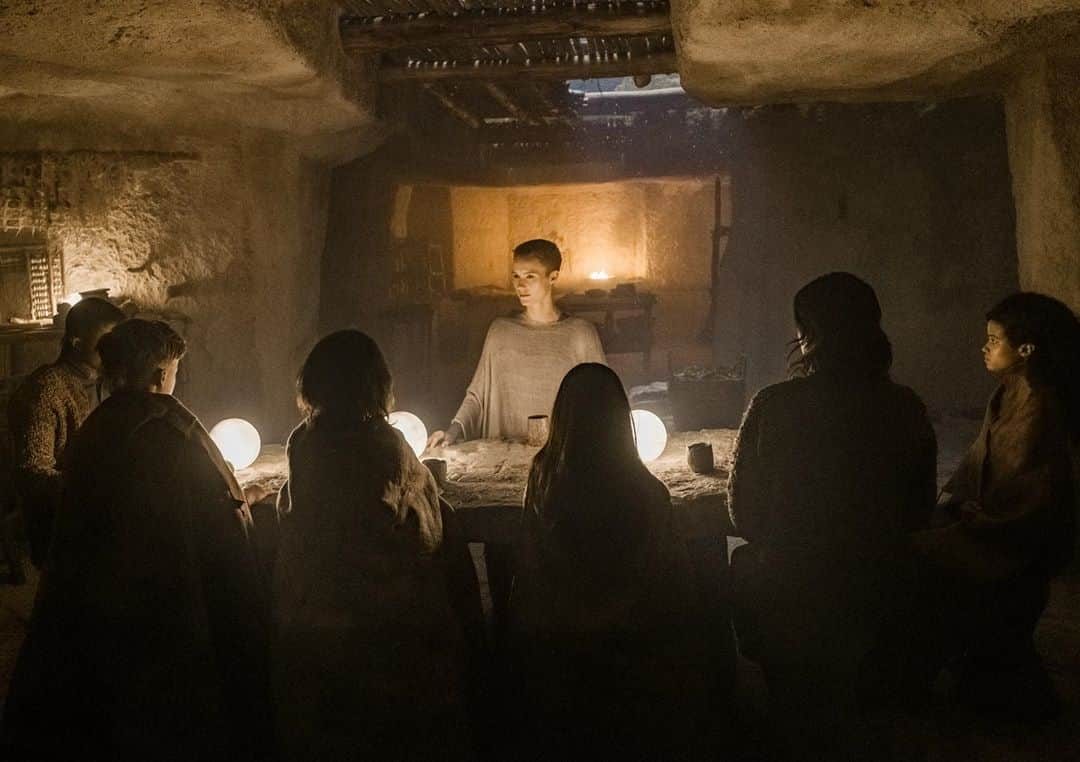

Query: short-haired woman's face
left=512, top=255, right=557, bottom=307
left=983, top=320, right=1028, bottom=375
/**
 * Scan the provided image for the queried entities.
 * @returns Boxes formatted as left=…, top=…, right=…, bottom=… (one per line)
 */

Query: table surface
left=236, top=429, right=738, bottom=539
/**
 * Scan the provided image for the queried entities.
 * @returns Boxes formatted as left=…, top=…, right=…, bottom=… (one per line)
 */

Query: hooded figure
left=2, top=320, right=272, bottom=761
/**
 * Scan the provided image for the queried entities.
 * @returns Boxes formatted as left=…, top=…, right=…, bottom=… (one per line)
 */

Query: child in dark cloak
left=911, top=292, right=1079, bottom=718
left=3, top=319, right=272, bottom=761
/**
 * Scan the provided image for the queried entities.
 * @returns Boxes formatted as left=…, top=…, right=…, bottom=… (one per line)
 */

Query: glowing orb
left=62, top=293, right=82, bottom=306
left=388, top=411, right=428, bottom=458
left=589, top=270, right=612, bottom=280
left=631, top=409, right=667, bottom=462
left=209, top=418, right=261, bottom=469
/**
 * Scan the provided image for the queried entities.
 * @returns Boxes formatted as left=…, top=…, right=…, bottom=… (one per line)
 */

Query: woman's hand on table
left=427, top=422, right=463, bottom=449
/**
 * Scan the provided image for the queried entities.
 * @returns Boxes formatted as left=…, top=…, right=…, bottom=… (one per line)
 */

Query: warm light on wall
left=388, top=411, right=428, bottom=458
left=588, top=270, right=612, bottom=280
left=209, top=418, right=262, bottom=469
left=631, top=409, right=667, bottom=462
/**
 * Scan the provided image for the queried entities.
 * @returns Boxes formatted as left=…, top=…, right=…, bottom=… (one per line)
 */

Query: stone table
left=235, top=429, right=739, bottom=544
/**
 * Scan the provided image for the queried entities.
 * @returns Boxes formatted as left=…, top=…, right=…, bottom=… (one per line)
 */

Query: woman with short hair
left=272, top=330, right=481, bottom=761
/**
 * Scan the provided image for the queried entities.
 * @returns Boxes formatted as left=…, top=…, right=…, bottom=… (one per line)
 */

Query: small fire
left=588, top=270, right=612, bottom=280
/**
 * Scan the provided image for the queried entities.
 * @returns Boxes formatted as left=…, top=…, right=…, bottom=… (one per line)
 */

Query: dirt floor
left=2, top=416, right=1078, bottom=759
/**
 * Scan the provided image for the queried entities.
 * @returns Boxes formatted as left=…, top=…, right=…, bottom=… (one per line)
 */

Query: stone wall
left=447, top=178, right=720, bottom=380
left=1005, top=54, right=1080, bottom=312
left=319, top=168, right=723, bottom=426
left=716, top=98, right=1019, bottom=413
left=0, top=142, right=330, bottom=442
left=321, top=98, right=1020, bottom=424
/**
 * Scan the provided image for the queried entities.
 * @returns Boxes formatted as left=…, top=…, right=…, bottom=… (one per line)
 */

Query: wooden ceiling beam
left=421, top=84, right=482, bottom=128
left=523, top=81, right=575, bottom=126
left=341, top=5, right=671, bottom=55
left=482, top=82, right=541, bottom=126
left=379, top=50, right=678, bottom=83
left=525, top=81, right=567, bottom=115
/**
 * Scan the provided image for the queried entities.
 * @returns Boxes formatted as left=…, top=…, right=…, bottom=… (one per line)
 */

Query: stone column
left=1004, top=54, right=1080, bottom=312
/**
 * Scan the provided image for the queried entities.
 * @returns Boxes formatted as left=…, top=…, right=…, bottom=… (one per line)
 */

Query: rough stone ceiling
left=3, top=0, right=1080, bottom=154
left=0, top=1, right=376, bottom=147
left=673, top=0, right=1080, bottom=103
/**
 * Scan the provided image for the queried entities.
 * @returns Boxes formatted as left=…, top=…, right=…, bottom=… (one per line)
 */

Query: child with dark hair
left=7, top=296, right=125, bottom=566
left=273, top=330, right=481, bottom=761
left=909, top=292, right=1080, bottom=717
left=508, top=363, right=708, bottom=760
left=2, top=319, right=273, bottom=761
left=727, top=272, right=937, bottom=753
left=428, top=238, right=605, bottom=446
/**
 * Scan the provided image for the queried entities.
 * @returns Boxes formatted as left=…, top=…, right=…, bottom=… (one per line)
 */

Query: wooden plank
left=422, top=83, right=483, bottom=128
left=379, top=49, right=677, bottom=82
left=341, top=4, right=671, bottom=54
left=481, top=82, right=541, bottom=125
left=524, top=81, right=571, bottom=118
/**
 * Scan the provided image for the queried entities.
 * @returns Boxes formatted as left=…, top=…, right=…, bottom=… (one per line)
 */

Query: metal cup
left=423, top=458, right=447, bottom=485
left=687, top=442, right=714, bottom=474
left=527, top=414, right=550, bottom=447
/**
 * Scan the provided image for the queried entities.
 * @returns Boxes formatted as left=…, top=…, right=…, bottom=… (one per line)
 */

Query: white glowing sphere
left=388, top=411, right=428, bottom=458
left=631, top=409, right=667, bottom=462
left=209, top=418, right=261, bottom=469
left=62, top=292, right=82, bottom=306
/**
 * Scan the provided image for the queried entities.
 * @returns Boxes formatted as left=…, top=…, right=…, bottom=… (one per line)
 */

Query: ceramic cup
left=687, top=442, right=715, bottom=474
left=527, top=414, right=550, bottom=447
left=423, top=457, right=447, bottom=485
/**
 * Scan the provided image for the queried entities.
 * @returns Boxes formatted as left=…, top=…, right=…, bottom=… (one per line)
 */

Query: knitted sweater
left=452, top=312, right=606, bottom=441
left=8, top=358, right=98, bottom=506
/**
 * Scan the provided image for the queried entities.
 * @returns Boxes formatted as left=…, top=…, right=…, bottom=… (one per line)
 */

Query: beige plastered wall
left=448, top=177, right=723, bottom=382
left=1005, top=54, right=1080, bottom=313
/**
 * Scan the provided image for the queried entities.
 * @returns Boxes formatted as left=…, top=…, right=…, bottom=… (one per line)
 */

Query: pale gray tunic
left=452, top=313, right=606, bottom=441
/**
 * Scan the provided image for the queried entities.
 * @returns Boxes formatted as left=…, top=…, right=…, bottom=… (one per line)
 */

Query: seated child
left=911, top=292, right=1079, bottom=717
left=2, top=319, right=272, bottom=761
left=273, top=330, right=482, bottom=761
left=7, top=296, right=124, bottom=566
left=428, top=239, right=605, bottom=446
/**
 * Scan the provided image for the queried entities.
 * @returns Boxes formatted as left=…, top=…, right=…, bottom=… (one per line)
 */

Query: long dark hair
left=526, top=363, right=648, bottom=523
left=297, top=330, right=393, bottom=422
left=788, top=272, right=892, bottom=380
left=987, top=292, right=1080, bottom=441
